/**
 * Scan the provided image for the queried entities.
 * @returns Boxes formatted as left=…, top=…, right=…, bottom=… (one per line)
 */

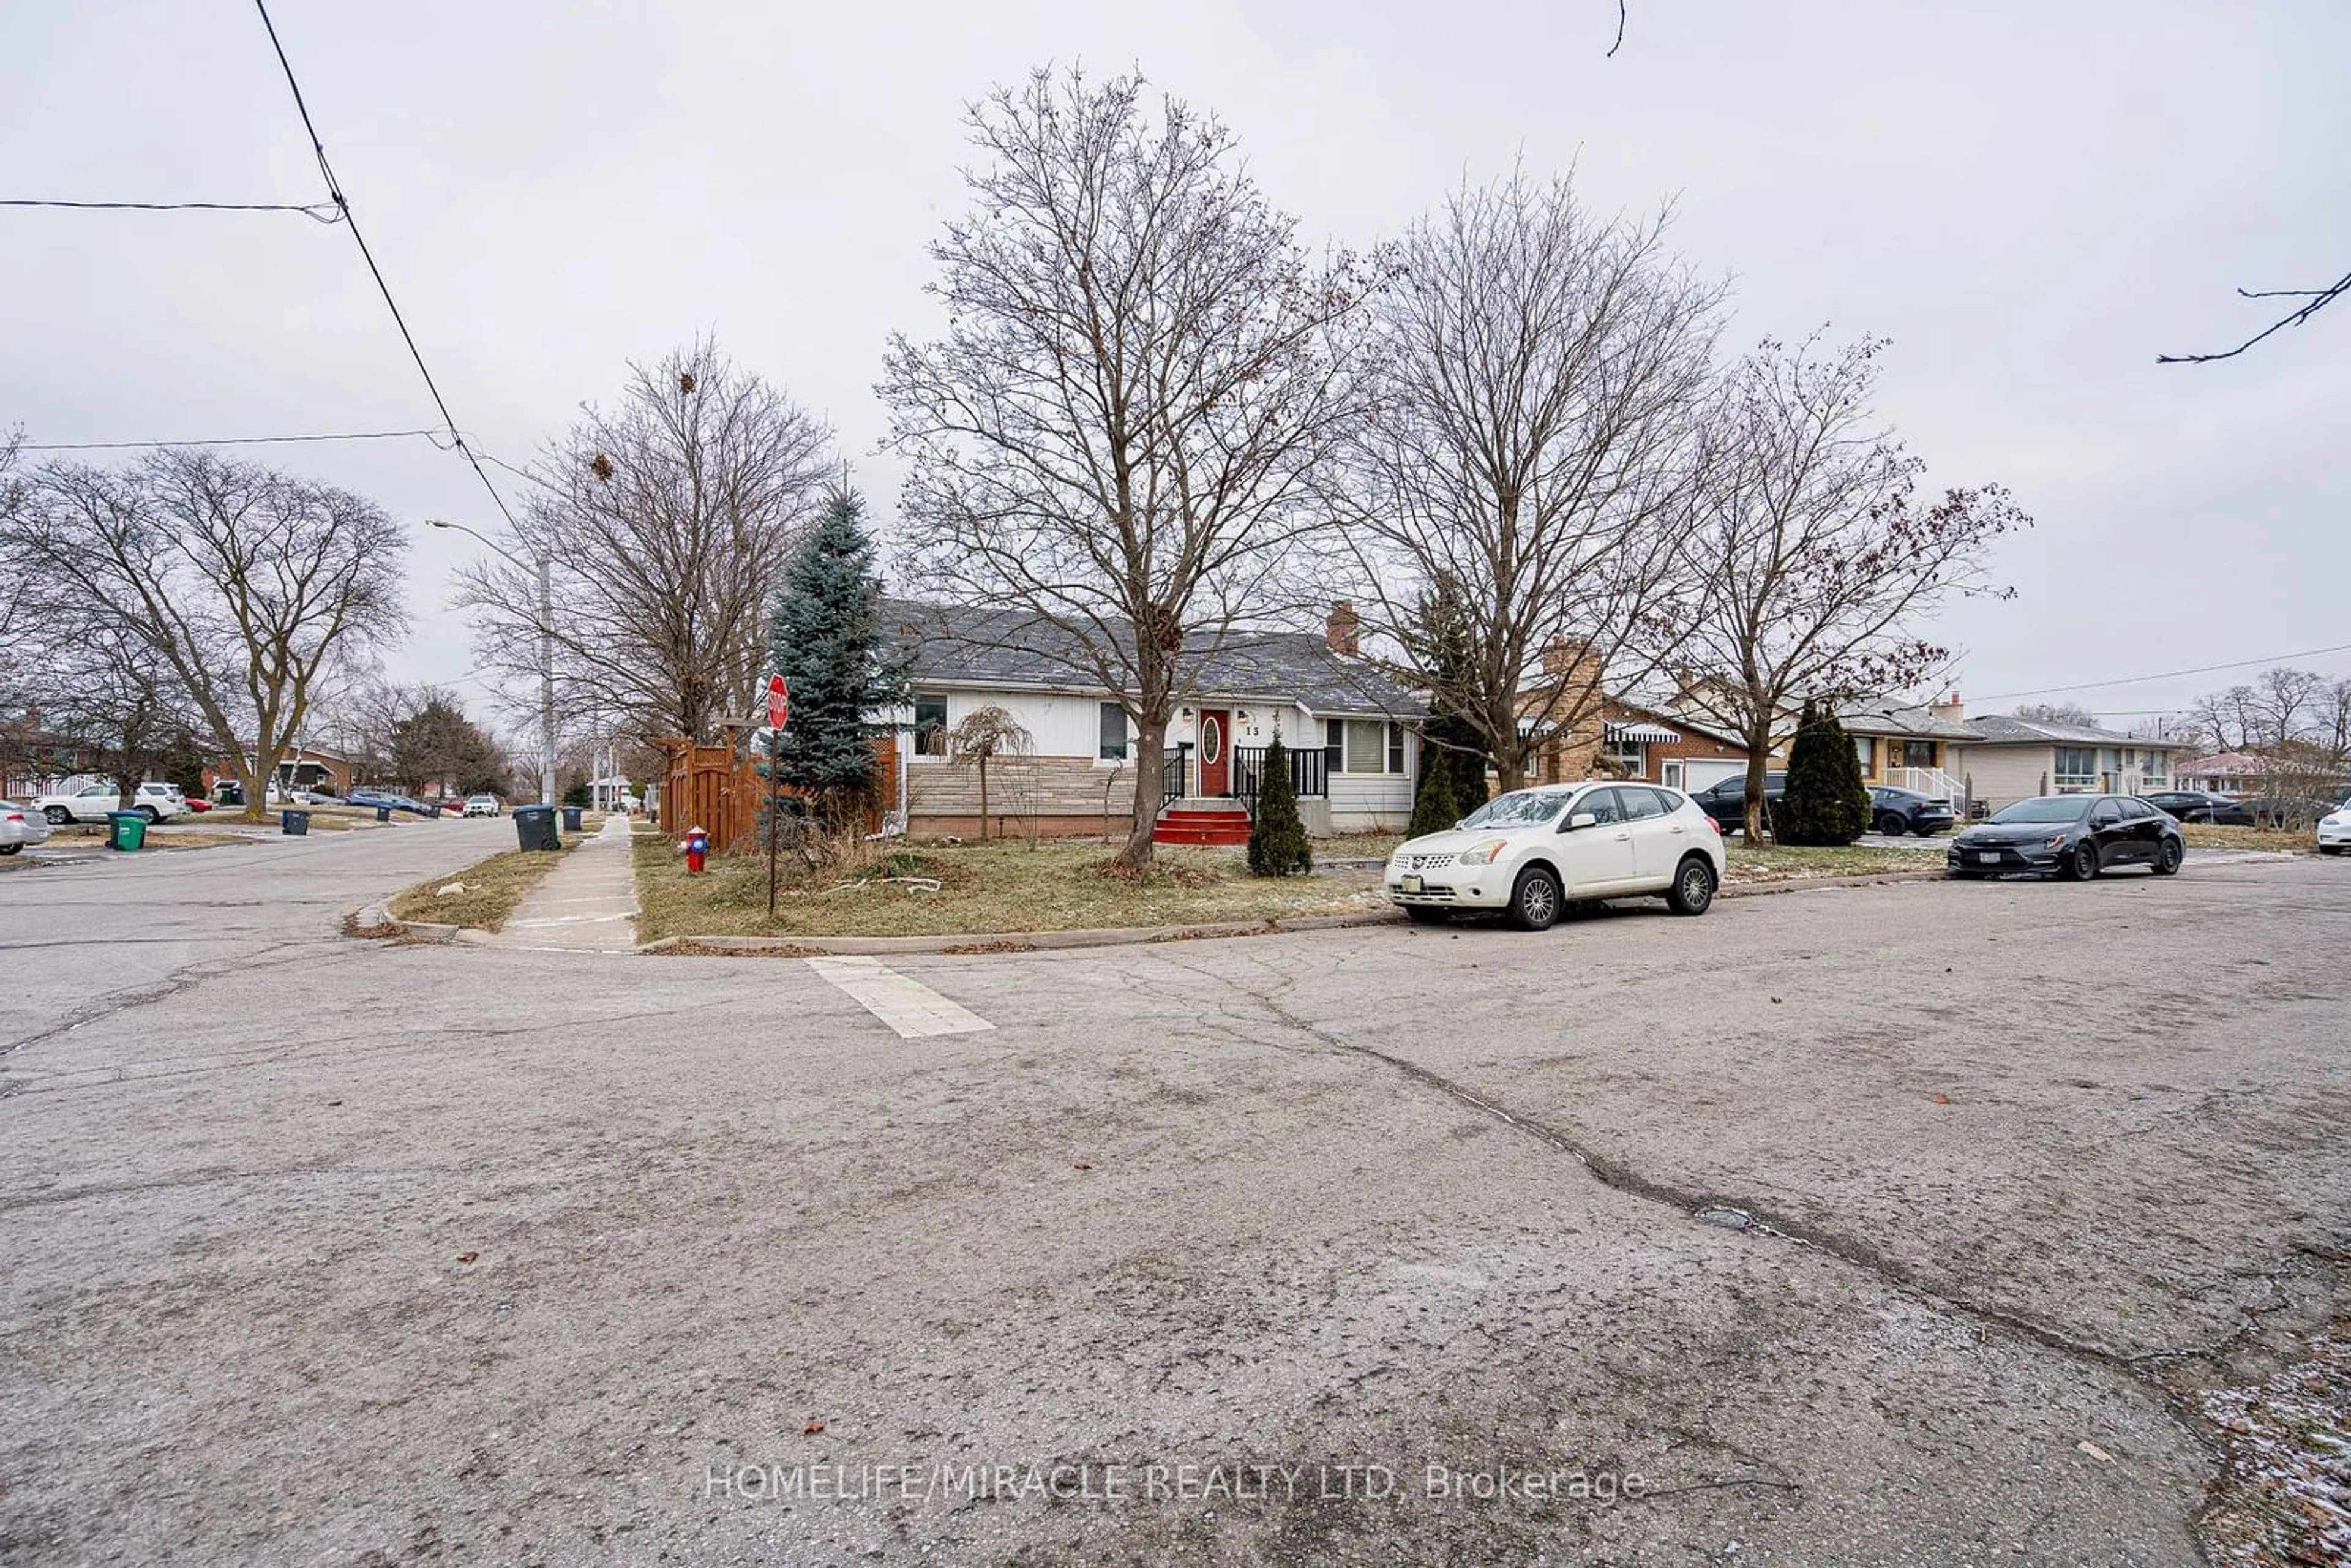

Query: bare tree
left=1329, top=168, right=1725, bottom=792
left=454, top=337, right=832, bottom=749
left=4, top=450, right=408, bottom=818
left=947, top=705, right=1033, bottom=841
left=1676, top=335, right=2031, bottom=836
left=879, top=67, right=1368, bottom=867
left=2014, top=701, right=2102, bottom=728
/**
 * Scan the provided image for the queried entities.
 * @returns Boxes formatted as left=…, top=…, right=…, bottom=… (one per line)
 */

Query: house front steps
left=1153, top=798, right=1253, bottom=847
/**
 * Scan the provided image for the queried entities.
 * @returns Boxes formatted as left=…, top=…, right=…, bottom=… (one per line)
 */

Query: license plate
left=1975, top=851, right=2000, bottom=864
left=1400, top=874, right=1423, bottom=893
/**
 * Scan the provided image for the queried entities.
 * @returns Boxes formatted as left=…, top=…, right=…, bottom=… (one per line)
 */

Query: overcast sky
left=7, top=1, right=2345, bottom=735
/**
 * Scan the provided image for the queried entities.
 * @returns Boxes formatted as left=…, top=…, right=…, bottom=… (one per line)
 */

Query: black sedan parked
left=1692, top=771, right=1784, bottom=833
left=2142, top=789, right=2255, bottom=826
left=1948, top=793, right=2184, bottom=880
left=1868, top=784, right=1955, bottom=837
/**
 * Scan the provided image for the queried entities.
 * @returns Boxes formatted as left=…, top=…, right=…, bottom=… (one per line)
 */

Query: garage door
left=1678, top=758, right=1747, bottom=793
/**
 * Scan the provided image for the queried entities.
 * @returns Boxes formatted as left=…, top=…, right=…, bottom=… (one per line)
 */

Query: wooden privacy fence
left=653, top=733, right=899, bottom=852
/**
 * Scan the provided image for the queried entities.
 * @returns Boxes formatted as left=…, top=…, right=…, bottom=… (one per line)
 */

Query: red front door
left=1197, top=709, right=1230, bottom=796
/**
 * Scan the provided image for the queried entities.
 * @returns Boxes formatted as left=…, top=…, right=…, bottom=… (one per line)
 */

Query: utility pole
left=430, top=518, right=556, bottom=806
left=537, top=550, right=555, bottom=808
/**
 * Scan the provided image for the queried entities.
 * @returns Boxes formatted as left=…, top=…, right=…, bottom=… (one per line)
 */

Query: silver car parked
left=1, top=799, right=56, bottom=855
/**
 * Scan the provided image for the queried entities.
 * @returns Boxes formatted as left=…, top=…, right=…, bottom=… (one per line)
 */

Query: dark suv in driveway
left=1692, top=771, right=1784, bottom=834
left=1868, top=785, right=1954, bottom=837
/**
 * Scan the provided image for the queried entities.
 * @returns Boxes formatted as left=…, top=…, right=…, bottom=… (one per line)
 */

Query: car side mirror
left=1565, top=811, right=1599, bottom=831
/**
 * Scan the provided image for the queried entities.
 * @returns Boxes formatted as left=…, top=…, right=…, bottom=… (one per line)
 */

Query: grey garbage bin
left=561, top=805, right=583, bottom=832
left=512, top=805, right=560, bottom=852
left=281, top=809, right=310, bottom=836
left=375, top=805, right=392, bottom=823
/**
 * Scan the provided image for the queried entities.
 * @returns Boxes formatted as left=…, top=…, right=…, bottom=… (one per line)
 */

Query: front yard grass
left=631, top=830, right=1381, bottom=942
left=2180, top=823, right=2315, bottom=855
left=387, top=844, right=574, bottom=931
left=1724, top=841, right=1943, bottom=885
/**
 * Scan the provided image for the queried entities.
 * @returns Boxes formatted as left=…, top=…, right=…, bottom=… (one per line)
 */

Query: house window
left=914, top=695, right=948, bottom=757
left=1900, top=740, right=1936, bottom=770
left=2053, top=746, right=2096, bottom=789
left=1098, top=702, right=1128, bottom=762
left=1341, top=719, right=1402, bottom=775
left=2143, top=751, right=2168, bottom=786
left=1602, top=737, right=1644, bottom=775
left=1854, top=736, right=1876, bottom=775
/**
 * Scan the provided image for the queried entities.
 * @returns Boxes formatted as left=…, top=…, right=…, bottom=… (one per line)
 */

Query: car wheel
left=44, top=806, right=69, bottom=825
left=1507, top=865, right=1562, bottom=932
left=2152, top=838, right=2183, bottom=876
left=137, top=805, right=158, bottom=824
left=2060, top=842, right=2099, bottom=882
left=1402, top=906, right=1448, bottom=925
left=1666, top=854, right=1717, bottom=916
left=1875, top=812, right=1907, bottom=838
left=0, top=843, right=19, bottom=856
left=2320, top=845, right=2342, bottom=856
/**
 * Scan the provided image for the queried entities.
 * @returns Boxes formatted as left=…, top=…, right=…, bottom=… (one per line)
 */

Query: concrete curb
left=636, top=907, right=1403, bottom=957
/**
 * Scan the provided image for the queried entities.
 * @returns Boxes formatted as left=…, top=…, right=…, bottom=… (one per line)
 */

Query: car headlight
left=2044, top=834, right=2069, bottom=848
left=1457, top=838, right=1509, bottom=866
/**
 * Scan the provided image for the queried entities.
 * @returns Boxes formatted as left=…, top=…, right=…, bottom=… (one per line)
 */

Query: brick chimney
left=1324, top=601, right=1359, bottom=657
left=1928, top=690, right=1964, bottom=724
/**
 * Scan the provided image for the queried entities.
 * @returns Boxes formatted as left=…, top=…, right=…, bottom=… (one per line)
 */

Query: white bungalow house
left=880, top=600, right=1425, bottom=841
left=1946, top=710, right=2189, bottom=813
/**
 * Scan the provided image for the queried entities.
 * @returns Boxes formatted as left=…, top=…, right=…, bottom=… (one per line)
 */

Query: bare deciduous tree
left=1676, top=335, right=2031, bottom=836
left=1329, top=168, right=1725, bottom=793
left=4, top=450, right=409, bottom=818
left=454, top=337, right=832, bottom=749
left=947, top=704, right=1033, bottom=841
left=879, top=67, right=1368, bottom=867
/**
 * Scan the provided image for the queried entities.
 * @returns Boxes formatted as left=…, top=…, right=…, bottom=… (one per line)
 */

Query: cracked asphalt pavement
left=4, top=830, right=2347, bottom=1564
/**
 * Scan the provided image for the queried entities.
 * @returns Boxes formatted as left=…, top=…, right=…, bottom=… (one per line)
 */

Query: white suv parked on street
left=1385, top=781, right=1727, bottom=930
left=33, top=781, right=188, bottom=825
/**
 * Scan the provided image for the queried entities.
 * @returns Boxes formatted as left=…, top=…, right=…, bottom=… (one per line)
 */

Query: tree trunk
left=977, top=755, right=991, bottom=841
left=1116, top=715, right=1168, bottom=869
left=1741, top=743, right=1772, bottom=842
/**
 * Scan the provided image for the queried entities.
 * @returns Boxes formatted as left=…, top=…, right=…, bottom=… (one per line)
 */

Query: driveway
left=2, top=837, right=2345, bottom=1564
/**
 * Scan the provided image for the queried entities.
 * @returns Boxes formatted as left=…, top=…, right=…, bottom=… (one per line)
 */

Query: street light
left=428, top=518, right=555, bottom=809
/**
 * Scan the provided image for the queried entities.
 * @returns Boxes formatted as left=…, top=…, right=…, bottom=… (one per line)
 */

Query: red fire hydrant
left=684, top=825, right=709, bottom=875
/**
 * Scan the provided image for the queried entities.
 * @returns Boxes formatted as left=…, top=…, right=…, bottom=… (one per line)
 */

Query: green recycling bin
left=106, top=810, right=147, bottom=851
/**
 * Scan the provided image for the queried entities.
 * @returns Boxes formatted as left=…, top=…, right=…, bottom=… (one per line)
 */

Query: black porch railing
left=1160, top=744, right=1190, bottom=807
left=1232, top=745, right=1327, bottom=812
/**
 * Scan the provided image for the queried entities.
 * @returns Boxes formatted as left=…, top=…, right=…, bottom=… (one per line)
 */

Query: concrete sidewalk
left=484, top=813, right=639, bottom=951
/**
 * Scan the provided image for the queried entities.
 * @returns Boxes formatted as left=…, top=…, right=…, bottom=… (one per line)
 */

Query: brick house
left=1530, top=695, right=1766, bottom=794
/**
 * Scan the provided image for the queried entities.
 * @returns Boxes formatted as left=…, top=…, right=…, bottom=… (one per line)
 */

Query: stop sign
left=765, top=673, right=789, bottom=731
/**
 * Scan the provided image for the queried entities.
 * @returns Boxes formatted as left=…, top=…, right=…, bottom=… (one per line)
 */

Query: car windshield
left=1458, top=789, right=1577, bottom=828
left=1987, top=797, right=2092, bottom=824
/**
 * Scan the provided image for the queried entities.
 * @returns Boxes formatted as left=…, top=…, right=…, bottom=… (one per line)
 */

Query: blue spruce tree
left=765, top=486, right=909, bottom=833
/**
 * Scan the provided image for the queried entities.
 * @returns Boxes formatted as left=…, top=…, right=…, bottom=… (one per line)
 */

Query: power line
left=1, top=197, right=343, bottom=222
left=1971, top=642, right=2351, bottom=703
left=249, top=0, right=522, bottom=537
left=21, top=427, right=446, bottom=452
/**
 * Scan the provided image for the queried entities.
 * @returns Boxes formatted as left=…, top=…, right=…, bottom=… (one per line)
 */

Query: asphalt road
left=3, top=831, right=2346, bottom=1565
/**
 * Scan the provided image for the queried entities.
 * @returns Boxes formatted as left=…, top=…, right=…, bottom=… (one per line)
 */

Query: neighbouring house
left=2173, top=751, right=2272, bottom=797
left=204, top=745, right=356, bottom=800
left=1529, top=693, right=1774, bottom=795
left=1943, top=707, right=2189, bottom=812
left=883, top=599, right=1425, bottom=842
left=1836, top=696, right=1984, bottom=806
left=0, top=714, right=105, bottom=800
